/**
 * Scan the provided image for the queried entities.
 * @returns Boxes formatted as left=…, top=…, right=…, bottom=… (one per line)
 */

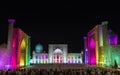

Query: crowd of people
left=0, top=64, right=120, bottom=75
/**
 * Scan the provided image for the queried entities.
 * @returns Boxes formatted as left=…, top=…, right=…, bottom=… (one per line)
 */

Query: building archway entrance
left=89, top=38, right=96, bottom=64
left=53, top=48, right=63, bottom=63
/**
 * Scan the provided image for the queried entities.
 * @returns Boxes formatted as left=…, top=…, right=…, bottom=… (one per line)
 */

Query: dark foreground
left=0, top=64, right=120, bottom=75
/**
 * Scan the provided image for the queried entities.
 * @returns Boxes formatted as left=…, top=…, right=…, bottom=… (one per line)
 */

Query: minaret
left=7, top=19, right=15, bottom=67
left=84, top=36, right=88, bottom=64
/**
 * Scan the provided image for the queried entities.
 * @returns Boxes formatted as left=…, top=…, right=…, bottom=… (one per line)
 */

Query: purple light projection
left=84, top=37, right=88, bottom=64
left=46, top=55, right=48, bottom=59
left=42, top=55, right=44, bottom=59
left=68, top=60, right=70, bottom=64
left=108, top=35, right=118, bottom=45
left=7, top=19, right=16, bottom=70
left=108, top=29, right=118, bottom=45
left=8, top=19, right=15, bottom=23
left=0, top=48, right=9, bottom=70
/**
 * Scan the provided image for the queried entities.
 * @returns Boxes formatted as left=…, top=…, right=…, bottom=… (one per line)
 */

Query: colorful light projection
left=0, top=19, right=30, bottom=70
left=11, top=29, right=18, bottom=69
left=86, top=23, right=106, bottom=65
left=53, top=48, right=63, bottom=55
left=98, top=25, right=105, bottom=65
left=99, top=25, right=103, bottom=47
left=53, top=48, right=63, bottom=63
left=19, top=31, right=30, bottom=67
left=108, top=29, right=118, bottom=45
left=87, top=25, right=98, bottom=65
left=102, top=24, right=110, bottom=66
left=67, top=54, right=82, bottom=64
left=48, top=44, right=68, bottom=63
left=11, top=28, right=30, bottom=68
left=20, top=39, right=26, bottom=66
left=26, top=36, right=31, bottom=66
left=89, top=38, right=96, bottom=64
left=31, top=54, right=49, bottom=64
left=104, top=44, right=120, bottom=66
left=0, top=48, right=9, bottom=70
left=84, top=21, right=120, bottom=66
left=84, top=37, right=88, bottom=64
left=7, top=19, right=15, bottom=69
left=53, top=55, right=62, bottom=63
left=27, top=37, right=31, bottom=66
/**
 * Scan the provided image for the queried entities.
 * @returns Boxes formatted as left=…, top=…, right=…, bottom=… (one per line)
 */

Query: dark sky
left=0, top=6, right=120, bottom=54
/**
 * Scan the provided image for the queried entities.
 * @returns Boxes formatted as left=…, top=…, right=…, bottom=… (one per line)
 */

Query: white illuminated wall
left=48, top=45, right=53, bottom=63
left=48, top=44, right=68, bottom=63
left=30, top=44, right=83, bottom=64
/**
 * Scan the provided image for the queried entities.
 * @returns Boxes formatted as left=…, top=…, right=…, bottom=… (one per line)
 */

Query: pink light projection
left=11, top=29, right=18, bottom=69
left=108, top=34, right=118, bottom=45
left=54, top=48, right=63, bottom=54
left=12, top=39, right=16, bottom=48
left=90, top=39, right=95, bottom=48
left=84, top=22, right=120, bottom=66
left=108, top=29, right=118, bottom=45
left=0, top=19, right=30, bottom=70
left=89, top=38, right=96, bottom=65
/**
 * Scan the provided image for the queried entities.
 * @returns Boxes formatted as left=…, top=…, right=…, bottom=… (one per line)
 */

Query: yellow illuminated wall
left=17, top=29, right=30, bottom=67
left=20, top=39, right=26, bottom=66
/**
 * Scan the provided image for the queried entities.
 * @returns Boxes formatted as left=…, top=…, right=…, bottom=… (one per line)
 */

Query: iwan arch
left=84, top=21, right=120, bottom=66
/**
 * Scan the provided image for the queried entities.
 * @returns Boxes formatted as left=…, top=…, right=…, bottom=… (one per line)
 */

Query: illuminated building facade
left=30, top=44, right=83, bottom=64
left=0, top=19, right=30, bottom=70
left=2, top=18, right=120, bottom=70
left=0, top=48, right=9, bottom=70
left=12, top=28, right=31, bottom=68
left=84, top=21, right=120, bottom=66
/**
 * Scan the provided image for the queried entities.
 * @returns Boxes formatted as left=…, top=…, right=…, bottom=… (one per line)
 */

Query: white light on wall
left=85, top=49, right=88, bottom=51
left=81, top=51, right=83, bottom=54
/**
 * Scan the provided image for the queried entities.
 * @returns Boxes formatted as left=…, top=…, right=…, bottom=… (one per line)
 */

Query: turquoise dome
left=35, top=44, right=43, bottom=52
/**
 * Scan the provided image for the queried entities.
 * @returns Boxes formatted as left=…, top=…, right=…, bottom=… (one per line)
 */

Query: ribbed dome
left=54, top=48, right=62, bottom=54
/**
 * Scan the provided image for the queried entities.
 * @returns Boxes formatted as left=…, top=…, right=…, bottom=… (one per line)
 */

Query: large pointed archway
left=87, top=26, right=98, bottom=65
left=20, top=39, right=26, bottom=66
left=53, top=48, right=63, bottom=63
left=49, top=44, right=67, bottom=63
left=89, top=38, right=96, bottom=64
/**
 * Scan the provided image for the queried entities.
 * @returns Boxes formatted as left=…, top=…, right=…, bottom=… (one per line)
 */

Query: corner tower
left=7, top=19, right=15, bottom=67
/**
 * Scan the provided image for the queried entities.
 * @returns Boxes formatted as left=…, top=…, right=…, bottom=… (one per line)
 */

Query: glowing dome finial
left=8, top=19, right=15, bottom=23
left=102, top=21, right=108, bottom=25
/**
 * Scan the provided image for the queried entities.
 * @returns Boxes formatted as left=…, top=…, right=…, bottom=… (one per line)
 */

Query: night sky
left=0, top=7, right=120, bottom=54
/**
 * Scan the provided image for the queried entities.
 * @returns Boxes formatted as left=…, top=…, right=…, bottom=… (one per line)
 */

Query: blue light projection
left=35, top=44, right=43, bottom=52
